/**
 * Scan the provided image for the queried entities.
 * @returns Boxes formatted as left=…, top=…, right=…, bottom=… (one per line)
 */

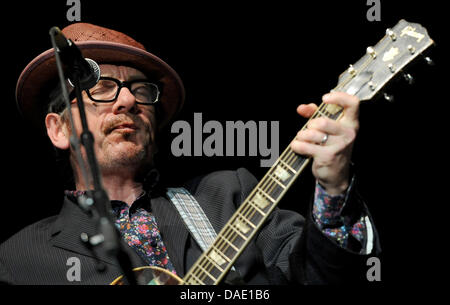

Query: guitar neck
left=182, top=102, right=344, bottom=285
left=182, top=19, right=434, bottom=285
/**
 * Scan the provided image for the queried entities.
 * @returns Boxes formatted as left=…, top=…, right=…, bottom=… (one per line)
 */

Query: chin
left=101, top=142, right=152, bottom=170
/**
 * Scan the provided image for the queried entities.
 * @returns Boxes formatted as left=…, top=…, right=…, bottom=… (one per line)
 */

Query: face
left=48, top=64, right=158, bottom=179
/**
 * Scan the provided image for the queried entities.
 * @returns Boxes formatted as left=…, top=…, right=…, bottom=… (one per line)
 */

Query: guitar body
left=110, top=266, right=183, bottom=285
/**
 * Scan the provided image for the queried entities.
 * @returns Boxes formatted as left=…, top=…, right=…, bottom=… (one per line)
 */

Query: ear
left=45, top=113, right=70, bottom=150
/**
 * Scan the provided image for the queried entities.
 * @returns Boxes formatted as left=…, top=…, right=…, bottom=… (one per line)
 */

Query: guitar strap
left=166, top=187, right=217, bottom=253
left=166, top=187, right=242, bottom=283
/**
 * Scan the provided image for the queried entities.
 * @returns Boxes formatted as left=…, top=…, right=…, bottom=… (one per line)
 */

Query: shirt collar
left=64, top=190, right=151, bottom=218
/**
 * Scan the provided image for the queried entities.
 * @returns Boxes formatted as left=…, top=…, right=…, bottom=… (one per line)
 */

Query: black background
left=0, top=0, right=447, bottom=288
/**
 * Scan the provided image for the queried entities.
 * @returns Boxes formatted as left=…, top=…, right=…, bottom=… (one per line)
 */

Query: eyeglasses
left=69, top=76, right=160, bottom=105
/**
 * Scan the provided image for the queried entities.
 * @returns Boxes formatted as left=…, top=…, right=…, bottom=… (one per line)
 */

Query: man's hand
left=290, top=92, right=360, bottom=195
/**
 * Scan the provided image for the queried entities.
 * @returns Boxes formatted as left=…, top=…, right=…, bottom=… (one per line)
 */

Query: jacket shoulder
left=1, top=215, right=57, bottom=251
left=0, top=216, right=57, bottom=284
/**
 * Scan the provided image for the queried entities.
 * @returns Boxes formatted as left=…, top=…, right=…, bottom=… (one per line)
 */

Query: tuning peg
left=386, top=28, right=397, bottom=41
left=403, top=72, right=414, bottom=85
left=424, top=56, right=435, bottom=66
left=383, top=93, right=394, bottom=103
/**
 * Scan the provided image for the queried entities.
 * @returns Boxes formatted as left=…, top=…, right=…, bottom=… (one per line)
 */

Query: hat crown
left=61, top=22, right=145, bottom=50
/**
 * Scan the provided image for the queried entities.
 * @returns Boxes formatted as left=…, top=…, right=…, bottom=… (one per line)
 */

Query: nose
left=112, top=87, right=138, bottom=114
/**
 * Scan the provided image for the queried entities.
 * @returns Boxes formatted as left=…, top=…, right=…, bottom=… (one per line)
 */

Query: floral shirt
left=111, top=193, right=177, bottom=274
left=313, top=182, right=368, bottom=252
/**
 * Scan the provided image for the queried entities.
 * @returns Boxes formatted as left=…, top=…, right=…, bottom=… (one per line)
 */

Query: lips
left=107, top=122, right=138, bottom=134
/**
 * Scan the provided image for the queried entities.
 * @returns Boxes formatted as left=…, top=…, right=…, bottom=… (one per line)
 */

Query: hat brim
left=16, top=41, right=185, bottom=130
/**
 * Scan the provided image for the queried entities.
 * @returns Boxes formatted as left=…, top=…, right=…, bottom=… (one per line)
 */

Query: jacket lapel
left=150, top=195, right=190, bottom=277
left=49, top=197, right=144, bottom=268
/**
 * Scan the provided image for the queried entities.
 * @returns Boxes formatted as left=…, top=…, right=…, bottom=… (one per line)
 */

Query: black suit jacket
left=0, top=168, right=380, bottom=285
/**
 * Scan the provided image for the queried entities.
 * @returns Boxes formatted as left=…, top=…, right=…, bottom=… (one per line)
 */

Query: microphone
left=50, top=27, right=100, bottom=90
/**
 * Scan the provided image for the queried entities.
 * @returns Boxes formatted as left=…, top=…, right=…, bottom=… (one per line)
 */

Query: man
left=0, top=23, right=379, bottom=285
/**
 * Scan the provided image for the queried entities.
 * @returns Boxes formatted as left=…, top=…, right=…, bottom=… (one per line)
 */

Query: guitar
left=111, top=19, right=435, bottom=285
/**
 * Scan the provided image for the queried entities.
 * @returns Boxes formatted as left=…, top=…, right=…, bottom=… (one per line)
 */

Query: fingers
left=307, top=116, right=343, bottom=136
left=296, top=103, right=317, bottom=118
left=295, top=129, right=328, bottom=145
left=297, top=92, right=359, bottom=122
left=295, top=128, right=328, bottom=145
left=293, top=92, right=360, bottom=153
left=291, top=137, right=323, bottom=158
left=323, top=91, right=360, bottom=122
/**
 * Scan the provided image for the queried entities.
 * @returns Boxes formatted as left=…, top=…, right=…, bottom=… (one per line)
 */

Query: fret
left=218, top=240, right=239, bottom=261
left=322, top=103, right=343, bottom=119
left=186, top=272, right=204, bottom=285
left=256, top=188, right=275, bottom=203
left=272, top=164, right=291, bottom=182
left=229, top=221, right=251, bottom=239
left=198, top=256, right=222, bottom=278
left=203, top=254, right=225, bottom=272
left=316, top=109, right=331, bottom=118
left=269, top=174, right=287, bottom=189
left=217, top=245, right=235, bottom=263
left=197, top=264, right=218, bottom=282
left=237, top=207, right=265, bottom=237
left=210, top=246, right=231, bottom=264
left=216, top=234, right=239, bottom=253
left=222, top=227, right=245, bottom=249
left=208, top=248, right=226, bottom=266
left=251, top=191, right=270, bottom=209
left=235, top=213, right=257, bottom=229
left=277, top=159, right=297, bottom=174
left=233, top=218, right=252, bottom=234
left=191, top=264, right=207, bottom=283
left=284, top=149, right=305, bottom=170
left=192, top=257, right=225, bottom=285
left=248, top=200, right=267, bottom=217
left=288, top=154, right=308, bottom=173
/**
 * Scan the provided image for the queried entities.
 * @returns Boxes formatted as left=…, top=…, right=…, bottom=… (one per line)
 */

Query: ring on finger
left=320, top=134, right=328, bottom=145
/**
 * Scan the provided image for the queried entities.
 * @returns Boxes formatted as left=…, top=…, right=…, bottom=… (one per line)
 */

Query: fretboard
left=182, top=102, right=344, bottom=285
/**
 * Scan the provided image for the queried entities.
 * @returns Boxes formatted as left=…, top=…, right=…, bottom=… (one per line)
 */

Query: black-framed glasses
left=70, top=76, right=160, bottom=105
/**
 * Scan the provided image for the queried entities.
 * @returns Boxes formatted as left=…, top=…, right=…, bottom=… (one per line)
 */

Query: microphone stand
left=49, top=27, right=137, bottom=285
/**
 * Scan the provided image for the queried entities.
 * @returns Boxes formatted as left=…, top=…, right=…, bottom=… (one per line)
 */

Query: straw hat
left=16, top=22, right=185, bottom=130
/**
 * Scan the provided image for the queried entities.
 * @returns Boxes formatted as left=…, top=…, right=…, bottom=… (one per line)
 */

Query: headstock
left=335, top=19, right=434, bottom=102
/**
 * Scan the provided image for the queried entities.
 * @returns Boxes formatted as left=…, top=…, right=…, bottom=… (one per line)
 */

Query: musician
left=0, top=23, right=380, bottom=285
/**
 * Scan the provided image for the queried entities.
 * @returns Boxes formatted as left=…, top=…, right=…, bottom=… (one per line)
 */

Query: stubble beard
left=99, top=134, right=154, bottom=175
